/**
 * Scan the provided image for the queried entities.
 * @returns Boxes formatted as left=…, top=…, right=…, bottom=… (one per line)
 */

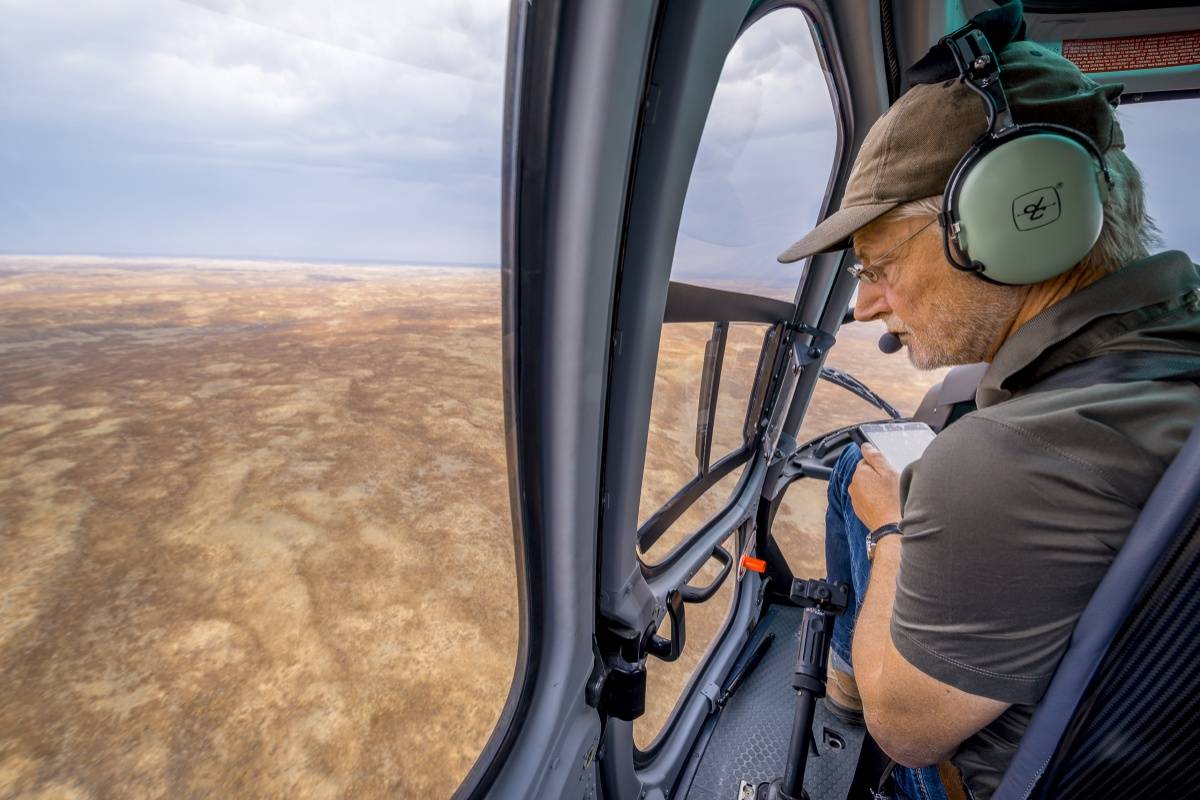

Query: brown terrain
left=0, top=256, right=943, bottom=797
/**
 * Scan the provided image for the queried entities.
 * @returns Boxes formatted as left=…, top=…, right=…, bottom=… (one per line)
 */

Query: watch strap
left=866, top=522, right=903, bottom=560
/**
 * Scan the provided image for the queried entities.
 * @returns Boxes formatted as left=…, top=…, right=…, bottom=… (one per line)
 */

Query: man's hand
left=848, top=443, right=902, bottom=531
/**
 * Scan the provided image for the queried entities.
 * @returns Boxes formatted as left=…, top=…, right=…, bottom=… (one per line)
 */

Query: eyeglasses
left=847, top=216, right=939, bottom=284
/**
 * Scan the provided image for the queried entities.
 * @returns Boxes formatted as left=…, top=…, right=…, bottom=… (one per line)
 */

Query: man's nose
left=853, top=281, right=889, bottom=322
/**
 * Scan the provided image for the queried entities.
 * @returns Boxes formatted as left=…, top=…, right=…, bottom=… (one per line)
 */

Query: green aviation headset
left=938, top=26, right=1113, bottom=285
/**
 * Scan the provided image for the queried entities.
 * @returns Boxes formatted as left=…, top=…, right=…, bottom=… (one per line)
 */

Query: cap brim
left=776, top=202, right=899, bottom=263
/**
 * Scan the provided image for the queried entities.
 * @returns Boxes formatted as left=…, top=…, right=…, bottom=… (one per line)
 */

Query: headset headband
left=944, top=27, right=1016, bottom=139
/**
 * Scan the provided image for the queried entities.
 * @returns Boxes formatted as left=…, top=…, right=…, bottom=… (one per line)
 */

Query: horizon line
left=0, top=250, right=501, bottom=270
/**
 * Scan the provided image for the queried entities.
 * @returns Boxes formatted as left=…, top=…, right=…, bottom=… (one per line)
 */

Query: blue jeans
left=825, top=444, right=951, bottom=800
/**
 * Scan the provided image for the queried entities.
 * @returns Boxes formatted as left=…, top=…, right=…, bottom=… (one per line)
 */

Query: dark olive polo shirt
left=890, top=251, right=1200, bottom=799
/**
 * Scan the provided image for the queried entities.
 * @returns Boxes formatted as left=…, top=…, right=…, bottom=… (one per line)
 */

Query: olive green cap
left=777, top=40, right=1124, bottom=263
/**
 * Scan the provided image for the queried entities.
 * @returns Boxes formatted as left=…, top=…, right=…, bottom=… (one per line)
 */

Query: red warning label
left=1062, top=29, right=1200, bottom=74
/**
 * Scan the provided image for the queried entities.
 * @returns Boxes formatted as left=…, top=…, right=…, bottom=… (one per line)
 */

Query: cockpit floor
left=680, top=603, right=865, bottom=800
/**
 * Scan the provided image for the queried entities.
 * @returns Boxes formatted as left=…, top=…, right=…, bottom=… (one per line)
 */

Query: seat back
left=995, top=423, right=1200, bottom=800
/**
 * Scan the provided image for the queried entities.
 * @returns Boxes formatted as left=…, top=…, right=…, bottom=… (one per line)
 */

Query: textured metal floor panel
left=683, top=604, right=864, bottom=800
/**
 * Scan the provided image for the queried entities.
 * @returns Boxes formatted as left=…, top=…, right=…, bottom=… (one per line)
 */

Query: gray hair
left=890, top=148, right=1160, bottom=274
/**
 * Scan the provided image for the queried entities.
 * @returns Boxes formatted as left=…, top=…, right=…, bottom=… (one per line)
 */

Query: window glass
left=638, top=6, right=837, bottom=746
left=711, top=323, right=767, bottom=455
left=640, top=3, right=837, bottom=558
left=640, top=322, right=712, bottom=525
left=638, top=322, right=764, bottom=564
left=0, top=3, right=511, bottom=798
left=640, top=459, right=750, bottom=564
left=669, top=8, right=837, bottom=301
left=1116, top=98, right=1200, bottom=257
left=795, top=320, right=949, bottom=444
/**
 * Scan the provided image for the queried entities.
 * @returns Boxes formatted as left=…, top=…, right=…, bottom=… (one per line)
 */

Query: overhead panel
left=1041, top=28, right=1200, bottom=100
left=996, top=0, right=1200, bottom=99
left=1060, top=29, right=1200, bottom=74
left=1023, top=1, right=1200, bottom=12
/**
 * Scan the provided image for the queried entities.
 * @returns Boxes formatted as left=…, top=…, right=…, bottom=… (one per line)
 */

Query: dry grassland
left=0, top=257, right=942, bottom=798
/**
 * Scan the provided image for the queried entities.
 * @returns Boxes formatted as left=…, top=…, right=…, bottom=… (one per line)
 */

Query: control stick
left=755, top=578, right=849, bottom=800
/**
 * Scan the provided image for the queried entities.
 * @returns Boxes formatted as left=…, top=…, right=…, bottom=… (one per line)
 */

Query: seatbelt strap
left=1016, top=351, right=1200, bottom=395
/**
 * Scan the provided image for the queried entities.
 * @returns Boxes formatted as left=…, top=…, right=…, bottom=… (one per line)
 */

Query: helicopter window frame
left=637, top=285, right=791, bottom=559
left=634, top=0, right=841, bottom=571
left=631, top=0, right=846, bottom=758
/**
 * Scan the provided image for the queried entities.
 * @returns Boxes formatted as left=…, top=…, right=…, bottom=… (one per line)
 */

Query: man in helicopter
left=774, top=11, right=1200, bottom=800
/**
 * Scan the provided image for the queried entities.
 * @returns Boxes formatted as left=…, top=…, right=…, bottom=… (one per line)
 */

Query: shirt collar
left=977, top=251, right=1200, bottom=408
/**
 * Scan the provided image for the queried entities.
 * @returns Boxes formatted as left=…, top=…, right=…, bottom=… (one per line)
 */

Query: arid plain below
left=0, top=256, right=941, bottom=798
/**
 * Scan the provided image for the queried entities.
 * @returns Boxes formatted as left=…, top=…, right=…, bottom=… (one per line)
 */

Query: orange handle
left=740, top=555, right=766, bottom=574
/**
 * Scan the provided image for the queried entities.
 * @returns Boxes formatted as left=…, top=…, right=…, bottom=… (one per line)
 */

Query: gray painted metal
left=1021, top=5, right=1200, bottom=98
left=646, top=462, right=767, bottom=597
left=463, top=2, right=659, bottom=798
left=588, top=4, right=791, bottom=799
left=776, top=0, right=890, bottom=464
left=603, top=570, right=767, bottom=798
left=475, top=0, right=1200, bottom=798
left=592, top=9, right=764, bottom=794
left=474, top=0, right=903, bottom=797
left=601, top=1, right=894, bottom=799
left=598, top=0, right=756, bottom=633
left=664, top=281, right=797, bottom=325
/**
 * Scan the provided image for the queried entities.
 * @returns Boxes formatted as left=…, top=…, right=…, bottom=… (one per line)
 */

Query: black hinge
left=587, top=623, right=648, bottom=722
left=589, top=660, right=646, bottom=722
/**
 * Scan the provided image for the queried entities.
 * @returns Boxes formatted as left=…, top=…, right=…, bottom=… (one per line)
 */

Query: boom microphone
left=878, top=332, right=903, bottom=354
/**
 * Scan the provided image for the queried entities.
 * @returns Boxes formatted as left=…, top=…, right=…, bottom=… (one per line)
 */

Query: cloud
left=704, top=10, right=833, bottom=147
left=174, top=0, right=509, bottom=82
left=0, top=0, right=508, bottom=263
left=1, top=0, right=503, bottom=169
left=674, top=8, right=838, bottom=294
left=2, top=0, right=1193, bottom=272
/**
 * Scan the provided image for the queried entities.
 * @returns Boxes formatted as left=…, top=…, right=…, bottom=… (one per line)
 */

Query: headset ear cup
left=953, top=131, right=1105, bottom=285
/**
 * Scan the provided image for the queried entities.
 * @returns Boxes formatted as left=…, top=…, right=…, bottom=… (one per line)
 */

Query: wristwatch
left=866, top=522, right=903, bottom=561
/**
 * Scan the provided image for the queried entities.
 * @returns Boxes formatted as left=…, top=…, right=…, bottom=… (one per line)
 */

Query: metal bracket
left=789, top=578, right=849, bottom=614
left=787, top=323, right=836, bottom=367
left=942, top=24, right=1015, bottom=134
left=762, top=324, right=836, bottom=461
left=699, top=681, right=722, bottom=714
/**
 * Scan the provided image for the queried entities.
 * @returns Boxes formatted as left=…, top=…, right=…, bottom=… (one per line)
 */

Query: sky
left=0, top=0, right=509, bottom=265
left=0, top=1, right=1197, bottom=276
